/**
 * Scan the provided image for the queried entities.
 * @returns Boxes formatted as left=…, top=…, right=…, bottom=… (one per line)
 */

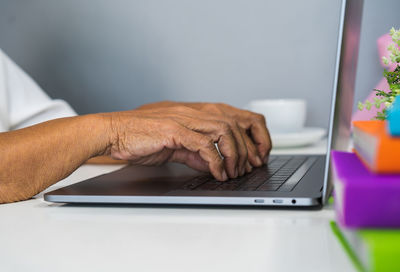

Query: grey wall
left=0, top=0, right=398, bottom=128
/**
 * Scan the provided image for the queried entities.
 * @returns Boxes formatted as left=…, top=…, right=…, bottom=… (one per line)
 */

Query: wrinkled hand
left=138, top=101, right=272, bottom=171
left=107, top=102, right=272, bottom=181
left=188, top=102, right=272, bottom=167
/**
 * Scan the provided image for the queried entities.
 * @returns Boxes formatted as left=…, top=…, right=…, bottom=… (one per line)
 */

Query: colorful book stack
left=330, top=116, right=400, bottom=271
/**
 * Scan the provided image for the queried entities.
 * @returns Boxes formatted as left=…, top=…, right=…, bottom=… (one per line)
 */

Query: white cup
left=247, top=99, right=307, bottom=134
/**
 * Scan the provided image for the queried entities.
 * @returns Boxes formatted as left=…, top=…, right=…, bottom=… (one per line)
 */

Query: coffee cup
left=246, top=99, right=307, bottom=134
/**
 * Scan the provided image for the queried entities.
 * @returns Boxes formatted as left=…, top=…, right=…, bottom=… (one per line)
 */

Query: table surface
left=0, top=139, right=355, bottom=272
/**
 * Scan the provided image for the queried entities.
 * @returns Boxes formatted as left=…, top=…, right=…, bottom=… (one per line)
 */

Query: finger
left=217, top=133, right=239, bottom=178
left=245, top=113, right=272, bottom=162
left=200, top=105, right=272, bottom=163
left=172, top=127, right=228, bottom=181
left=230, top=122, right=248, bottom=176
left=245, top=161, right=253, bottom=173
left=189, top=107, right=249, bottom=175
left=241, top=127, right=263, bottom=168
left=170, top=149, right=209, bottom=172
left=175, top=118, right=240, bottom=179
left=182, top=115, right=247, bottom=177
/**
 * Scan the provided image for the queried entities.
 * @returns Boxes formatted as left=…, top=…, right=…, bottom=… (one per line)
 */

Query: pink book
left=331, top=150, right=400, bottom=228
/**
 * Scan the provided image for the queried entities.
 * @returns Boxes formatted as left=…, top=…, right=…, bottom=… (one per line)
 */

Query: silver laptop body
left=45, top=0, right=363, bottom=207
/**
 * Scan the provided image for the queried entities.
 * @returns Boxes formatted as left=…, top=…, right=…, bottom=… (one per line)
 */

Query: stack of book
left=331, top=118, right=400, bottom=271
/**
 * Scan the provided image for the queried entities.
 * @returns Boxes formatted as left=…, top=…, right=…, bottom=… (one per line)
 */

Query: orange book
left=353, top=120, right=400, bottom=173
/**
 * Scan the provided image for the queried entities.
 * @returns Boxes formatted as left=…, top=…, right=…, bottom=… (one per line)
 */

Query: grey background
left=0, top=0, right=399, bottom=128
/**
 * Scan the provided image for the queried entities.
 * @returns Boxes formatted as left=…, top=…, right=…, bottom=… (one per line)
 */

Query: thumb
left=170, top=149, right=210, bottom=173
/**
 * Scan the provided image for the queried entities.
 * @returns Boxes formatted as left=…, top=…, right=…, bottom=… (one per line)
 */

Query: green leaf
left=357, top=101, right=364, bottom=111
left=374, top=89, right=391, bottom=98
left=365, top=100, right=372, bottom=110
left=375, top=110, right=387, bottom=120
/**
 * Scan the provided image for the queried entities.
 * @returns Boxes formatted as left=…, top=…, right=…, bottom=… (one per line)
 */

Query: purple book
left=331, top=151, right=400, bottom=228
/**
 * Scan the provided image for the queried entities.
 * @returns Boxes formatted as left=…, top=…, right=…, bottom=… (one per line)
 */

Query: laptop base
left=44, top=155, right=326, bottom=207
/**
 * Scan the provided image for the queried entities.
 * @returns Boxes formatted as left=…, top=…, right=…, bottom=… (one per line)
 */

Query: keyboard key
left=237, top=186, right=258, bottom=191
left=195, top=181, right=222, bottom=190
left=257, top=184, right=281, bottom=191
left=215, top=182, right=240, bottom=191
left=268, top=179, right=286, bottom=184
left=181, top=175, right=210, bottom=190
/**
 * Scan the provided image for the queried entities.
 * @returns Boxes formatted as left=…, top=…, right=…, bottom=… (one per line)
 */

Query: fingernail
left=264, top=156, right=269, bottom=164
left=234, top=168, right=238, bottom=178
left=246, top=162, right=253, bottom=173
left=255, top=156, right=262, bottom=166
left=222, top=170, right=228, bottom=181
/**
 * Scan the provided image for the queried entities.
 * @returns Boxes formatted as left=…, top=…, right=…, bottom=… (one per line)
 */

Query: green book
left=330, top=221, right=400, bottom=272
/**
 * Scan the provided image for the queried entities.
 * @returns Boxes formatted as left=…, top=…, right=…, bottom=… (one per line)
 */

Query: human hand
left=105, top=104, right=270, bottom=181
left=137, top=101, right=272, bottom=175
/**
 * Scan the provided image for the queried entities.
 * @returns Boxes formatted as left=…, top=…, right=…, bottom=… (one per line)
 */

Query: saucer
left=270, top=127, right=326, bottom=148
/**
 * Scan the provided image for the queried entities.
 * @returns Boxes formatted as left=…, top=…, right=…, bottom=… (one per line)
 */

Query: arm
left=0, top=103, right=271, bottom=204
left=0, top=114, right=111, bottom=203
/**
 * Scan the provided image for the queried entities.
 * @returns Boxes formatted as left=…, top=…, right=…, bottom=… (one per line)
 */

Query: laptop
left=44, top=0, right=363, bottom=207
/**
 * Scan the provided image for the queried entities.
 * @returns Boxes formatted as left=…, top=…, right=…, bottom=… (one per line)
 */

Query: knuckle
left=203, top=103, right=215, bottom=110
left=206, top=103, right=223, bottom=114
left=253, top=113, right=266, bottom=123
left=173, top=106, right=188, bottom=113
left=200, top=136, right=214, bottom=149
left=218, top=121, right=231, bottom=134
left=216, top=102, right=226, bottom=108
left=224, top=118, right=237, bottom=129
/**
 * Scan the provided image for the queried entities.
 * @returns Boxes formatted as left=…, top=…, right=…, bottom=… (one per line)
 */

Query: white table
left=0, top=139, right=355, bottom=272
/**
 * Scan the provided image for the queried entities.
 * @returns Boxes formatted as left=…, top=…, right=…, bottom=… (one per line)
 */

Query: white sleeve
left=0, top=49, right=77, bottom=132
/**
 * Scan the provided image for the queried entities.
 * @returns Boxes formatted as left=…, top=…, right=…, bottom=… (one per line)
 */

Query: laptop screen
left=322, top=0, right=364, bottom=203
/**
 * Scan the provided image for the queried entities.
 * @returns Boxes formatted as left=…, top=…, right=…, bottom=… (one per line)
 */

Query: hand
left=137, top=101, right=272, bottom=175
left=190, top=102, right=272, bottom=165
left=106, top=104, right=271, bottom=181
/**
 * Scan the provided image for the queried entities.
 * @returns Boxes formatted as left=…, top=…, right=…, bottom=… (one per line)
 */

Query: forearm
left=0, top=114, right=111, bottom=203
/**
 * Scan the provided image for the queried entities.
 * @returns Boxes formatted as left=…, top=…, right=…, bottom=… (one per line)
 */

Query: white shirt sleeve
left=0, top=49, right=76, bottom=132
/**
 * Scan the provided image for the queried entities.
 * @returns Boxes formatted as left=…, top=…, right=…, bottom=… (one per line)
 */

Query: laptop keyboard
left=181, top=156, right=309, bottom=192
